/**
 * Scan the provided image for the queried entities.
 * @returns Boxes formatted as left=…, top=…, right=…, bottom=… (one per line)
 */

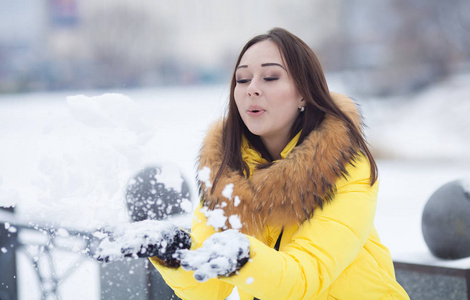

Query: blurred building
left=0, top=0, right=468, bottom=95
left=0, top=0, right=84, bottom=91
left=332, top=0, right=470, bottom=96
left=0, top=0, right=48, bottom=91
left=0, top=0, right=342, bottom=92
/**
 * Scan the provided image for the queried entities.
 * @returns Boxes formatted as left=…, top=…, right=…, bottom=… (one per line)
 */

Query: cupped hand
left=176, top=229, right=250, bottom=282
left=94, top=220, right=191, bottom=267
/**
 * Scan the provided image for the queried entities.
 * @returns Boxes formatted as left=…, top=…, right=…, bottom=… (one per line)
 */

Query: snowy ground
left=1, top=71, right=470, bottom=299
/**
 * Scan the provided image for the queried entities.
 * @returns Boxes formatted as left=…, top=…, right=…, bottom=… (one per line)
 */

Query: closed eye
left=264, top=77, right=279, bottom=81
left=236, top=79, right=251, bottom=84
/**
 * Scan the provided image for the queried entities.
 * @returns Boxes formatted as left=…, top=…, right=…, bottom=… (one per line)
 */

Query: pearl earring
left=299, top=106, right=305, bottom=112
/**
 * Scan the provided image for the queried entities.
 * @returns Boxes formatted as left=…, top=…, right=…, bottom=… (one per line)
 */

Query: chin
left=245, top=125, right=264, bottom=137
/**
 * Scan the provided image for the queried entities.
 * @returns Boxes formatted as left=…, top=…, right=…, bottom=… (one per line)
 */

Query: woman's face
left=234, top=40, right=303, bottom=145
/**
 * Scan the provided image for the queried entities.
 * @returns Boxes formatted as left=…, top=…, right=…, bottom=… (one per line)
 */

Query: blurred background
left=1, top=0, right=469, bottom=95
left=1, top=1, right=470, bottom=299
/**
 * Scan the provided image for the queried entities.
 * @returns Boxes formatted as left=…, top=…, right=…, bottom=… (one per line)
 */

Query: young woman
left=147, top=28, right=410, bottom=300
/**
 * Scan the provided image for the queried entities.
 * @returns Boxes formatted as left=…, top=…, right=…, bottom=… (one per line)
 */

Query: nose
left=247, top=80, right=261, bottom=97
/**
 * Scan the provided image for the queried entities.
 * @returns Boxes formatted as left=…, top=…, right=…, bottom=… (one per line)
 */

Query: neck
left=261, top=135, right=289, bottom=160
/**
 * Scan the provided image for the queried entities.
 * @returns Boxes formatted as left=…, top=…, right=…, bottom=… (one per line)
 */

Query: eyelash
left=236, top=77, right=279, bottom=84
left=236, top=79, right=250, bottom=84
left=264, top=77, right=279, bottom=82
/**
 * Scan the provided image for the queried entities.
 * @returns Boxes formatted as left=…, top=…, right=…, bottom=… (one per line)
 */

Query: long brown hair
left=212, top=27, right=377, bottom=192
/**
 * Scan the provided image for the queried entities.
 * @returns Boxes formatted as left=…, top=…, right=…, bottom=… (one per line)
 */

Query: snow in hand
left=177, top=229, right=250, bottom=282
left=94, top=220, right=182, bottom=262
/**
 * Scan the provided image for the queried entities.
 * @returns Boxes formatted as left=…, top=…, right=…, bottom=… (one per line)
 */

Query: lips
left=247, top=106, right=265, bottom=116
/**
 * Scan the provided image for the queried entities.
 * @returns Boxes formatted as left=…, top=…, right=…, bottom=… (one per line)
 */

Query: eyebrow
left=236, top=63, right=286, bottom=70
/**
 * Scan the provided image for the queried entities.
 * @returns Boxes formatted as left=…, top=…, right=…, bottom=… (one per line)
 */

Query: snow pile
left=0, top=86, right=225, bottom=300
left=3, top=93, right=157, bottom=228
left=177, top=229, right=250, bottom=282
left=94, top=219, right=182, bottom=262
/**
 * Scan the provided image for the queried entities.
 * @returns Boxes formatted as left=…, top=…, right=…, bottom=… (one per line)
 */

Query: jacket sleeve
left=221, top=156, right=378, bottom=299
left=149, top=204, right=235, bottom=300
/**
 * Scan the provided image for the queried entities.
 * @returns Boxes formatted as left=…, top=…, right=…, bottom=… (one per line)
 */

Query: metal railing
left=0, top=209, right=182, bottom=300
left=0, top=209, right=97, bottom=300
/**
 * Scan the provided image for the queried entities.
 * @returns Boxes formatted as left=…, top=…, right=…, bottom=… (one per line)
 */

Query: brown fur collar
left=197, top=92, right=363, bottom=235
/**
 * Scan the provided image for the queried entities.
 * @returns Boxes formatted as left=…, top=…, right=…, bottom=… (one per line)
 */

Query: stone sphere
left=421, top=180, right=470, bottom=259
left=126, top=164, right=192, bottom=222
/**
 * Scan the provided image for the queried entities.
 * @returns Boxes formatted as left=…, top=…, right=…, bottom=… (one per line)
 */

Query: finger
left=180, top=257, right=201, bottom=271
left=177, top=250, right=199, bottom=271
left=174, top=249, right=189, bottom=261
left=194, top=272, right=210, bottom=282
left=208, top=256, right=230, bottom=273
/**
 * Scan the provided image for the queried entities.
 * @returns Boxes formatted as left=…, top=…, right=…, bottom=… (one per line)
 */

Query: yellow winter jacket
left=150, top=93, right=409, bottom=299
left=150, top=146, right=409, bottom=300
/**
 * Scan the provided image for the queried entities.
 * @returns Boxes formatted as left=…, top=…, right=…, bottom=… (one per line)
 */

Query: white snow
left=3, top=222, right=17, bottom=233
left=200, top=206, right=227, bottom=230
left=180, top=198, right=193, bottom=213
left=222, top=183, right=234, bottom=199
left=2, top=92, right=158, bottom=229
left=178, top=229, right=250, bottom=282
left=234, top=196, right=241, bottom=207
left=66, top=93, right=151, bottom=132
left=0, top=86, right=226, bottom=229
left=0, top=176, right=19, bottom=207
left=0, top=71, right=470, bottom=298
left=229, top=215, right=243, bottom=230
left=0, top=86, right=226, bottom=299
left=246, top=277, right=254, bottom=285
left=154, top=163, right=184, bottom=193
left=374, top=160, right=470, bottom=268
left=198, top=166, right=213, bottom=189
left=94, top=220, right=179, bottom=262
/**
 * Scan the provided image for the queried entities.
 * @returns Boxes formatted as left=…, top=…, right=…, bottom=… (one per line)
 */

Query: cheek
left=234, top=89, right=244, bottom=109
left=274, top=91, right=301, bottom=121
left=274, top=89, right=300, bottom=110
left=234, top=86, right=243, bottom=100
